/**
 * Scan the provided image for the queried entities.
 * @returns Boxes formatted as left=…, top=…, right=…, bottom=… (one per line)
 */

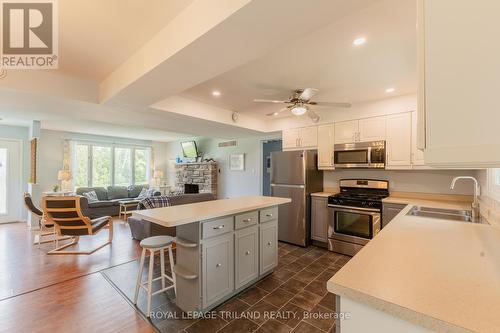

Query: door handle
left=267, top=241, right=272, bottom=246
left=216, top=263, right=222, bottom=268
left=265, top=213, right=273, bottom=217
left=213, top=225, right=224, bottom=230
left=242, top=218, right=252, bottom=223
left=245, top=250, right=251, bottom=255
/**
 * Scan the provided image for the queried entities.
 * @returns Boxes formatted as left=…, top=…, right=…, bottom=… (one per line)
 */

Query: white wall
left=166, top=134, right=280, bottom=198
left=324, top=169, right=478, bottom=195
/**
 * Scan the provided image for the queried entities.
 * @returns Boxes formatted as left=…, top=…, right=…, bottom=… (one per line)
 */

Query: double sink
left=407, top=206, right=474, bottom=223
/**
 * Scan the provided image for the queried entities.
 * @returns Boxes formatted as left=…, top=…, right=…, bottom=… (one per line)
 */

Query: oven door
left=328, top=205, right=381, bottom=245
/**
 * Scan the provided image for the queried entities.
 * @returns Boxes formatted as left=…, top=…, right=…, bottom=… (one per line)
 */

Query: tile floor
left=108, top=242, right=351, bottom=333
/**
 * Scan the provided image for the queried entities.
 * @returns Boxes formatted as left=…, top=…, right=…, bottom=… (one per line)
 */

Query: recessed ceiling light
left=212, top=90, right=221, bottom=97
left=385, top=87, right=395, bottom=93
left=353, top=37, right=366, bottom=46
left=273, top=112, right=279, bottom=116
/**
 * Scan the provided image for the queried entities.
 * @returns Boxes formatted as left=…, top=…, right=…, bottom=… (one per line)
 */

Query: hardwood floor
left=0, top=219, right=153, bottom=333
left=0, top=220, right=142, bottom=300
left=0, top=273, right=154, bottom=333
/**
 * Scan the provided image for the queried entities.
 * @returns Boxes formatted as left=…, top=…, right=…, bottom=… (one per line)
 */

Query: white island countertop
left=327, top=204, right=500, bottom=333
left=132, top=195, right=291, bottom=228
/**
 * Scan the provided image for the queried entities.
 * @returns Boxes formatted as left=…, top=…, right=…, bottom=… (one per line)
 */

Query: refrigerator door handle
left=271, top=184, right=305, bottom=188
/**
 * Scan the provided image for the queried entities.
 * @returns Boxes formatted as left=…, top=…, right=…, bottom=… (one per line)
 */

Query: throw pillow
left=137, top=187, right=149, bottom=199
left=82, top=190, right=99, bottom=203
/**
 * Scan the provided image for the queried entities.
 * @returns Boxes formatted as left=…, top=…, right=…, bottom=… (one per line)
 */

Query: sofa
left=128, top=193, right=216, bottom=240
left=76, top=185, right=160, bottom=219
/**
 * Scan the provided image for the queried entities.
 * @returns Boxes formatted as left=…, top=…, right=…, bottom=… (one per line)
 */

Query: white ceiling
left=58, top=0, right=195, bottom=80
left=180, top=0, right=417, bottom=118
left=0, top=0, right=418, bottom=140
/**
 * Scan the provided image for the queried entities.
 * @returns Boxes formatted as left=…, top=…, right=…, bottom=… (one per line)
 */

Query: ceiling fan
left=254, top=88, right=351, bottom=122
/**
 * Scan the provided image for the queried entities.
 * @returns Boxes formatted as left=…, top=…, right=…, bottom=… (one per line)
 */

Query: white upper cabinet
left=411, top=112, right=425, bottom=167
left=359, top=117, right=386, bottom=142
left=418, top=0, right=500, bottom=167
left=282, top=126, right=317, bottom=150
left=317, top=124, right=335, bottom=170
left=299, top=126, right=318, bottom=148
left=334, top=120, right=359, bottom=144
left=282, top=128, right=300, bottom=149
left=386, top=113, right=412, bottom=168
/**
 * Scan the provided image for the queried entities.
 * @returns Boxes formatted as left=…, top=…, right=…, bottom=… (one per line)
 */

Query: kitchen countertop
left=310, top=192, right=336, bottom=198
left=383, top=191, right=473, bottom=211
left=327, top=204, right=500, bottom=333
left=132, top=195, right=291, bottom=227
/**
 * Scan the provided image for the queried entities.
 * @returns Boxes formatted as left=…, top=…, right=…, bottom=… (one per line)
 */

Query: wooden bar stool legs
left=133, top=236, right=176, bottom=317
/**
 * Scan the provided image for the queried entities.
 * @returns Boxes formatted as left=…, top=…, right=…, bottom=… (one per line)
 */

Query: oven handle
left=328, top=204, right=380, bottom=214
left=367, top=146, right=372, bottom=166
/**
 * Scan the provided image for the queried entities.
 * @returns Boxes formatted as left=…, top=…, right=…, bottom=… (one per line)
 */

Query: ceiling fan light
left=291, top=105, right=307, bottom=116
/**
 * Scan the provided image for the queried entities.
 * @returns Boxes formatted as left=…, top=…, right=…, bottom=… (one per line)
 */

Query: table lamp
left=58, top=169, right=72, bottom=191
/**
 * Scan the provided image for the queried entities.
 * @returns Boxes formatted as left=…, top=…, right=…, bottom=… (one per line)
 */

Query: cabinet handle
left=267, top=241, right=272, bottom=246
left=265, top=213, right=273, bottom=217
left=216, top=263, right=222, bottom=268
left=242, top=218, right=252, bottom=223
left=245, top=250, right=251, bottom=255
left=213, top=225, right=224, bottom=230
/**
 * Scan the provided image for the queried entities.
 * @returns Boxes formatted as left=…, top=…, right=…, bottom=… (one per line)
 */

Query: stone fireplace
left=175, top=162, right=218, bottom=196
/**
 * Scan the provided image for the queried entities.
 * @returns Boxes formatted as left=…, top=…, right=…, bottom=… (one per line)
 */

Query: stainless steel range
left=327, top=179, right=389, bottom=256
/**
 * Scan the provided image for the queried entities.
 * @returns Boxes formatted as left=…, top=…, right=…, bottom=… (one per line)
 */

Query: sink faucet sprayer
left=450, top=176, right=480, bottom=222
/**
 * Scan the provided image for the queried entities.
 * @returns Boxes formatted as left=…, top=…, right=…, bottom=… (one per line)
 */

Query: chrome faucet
left=450, top=176, right=480, bottom=222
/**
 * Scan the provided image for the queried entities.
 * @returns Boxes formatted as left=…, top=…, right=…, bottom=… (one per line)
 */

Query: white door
left=298, top=126, right=318, bottom=148
left=359, top=116, right=386, bottom=142
left=334, top=120, right=358, bottom=144
left=386, top=113, right=412, bottom=169
left=411, top=112, right=425, bottom=166
left=0, top=140, right=22, bottom=223
left=282, top=128, right=299, bottom=150
left=317, top=124, right=335, bottom=169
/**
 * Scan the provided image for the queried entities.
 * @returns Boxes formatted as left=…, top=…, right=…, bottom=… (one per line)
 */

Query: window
left=114, top=148, right=132, bottom=186
left=74, top=144, right=89, bottom=188
left=92, top=146, right=112, bottom=187
left=72, top=142, right=151, bottom=188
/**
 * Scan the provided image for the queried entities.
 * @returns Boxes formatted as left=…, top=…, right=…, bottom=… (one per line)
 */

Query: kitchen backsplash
left=324, top=169, right=480, bottom=196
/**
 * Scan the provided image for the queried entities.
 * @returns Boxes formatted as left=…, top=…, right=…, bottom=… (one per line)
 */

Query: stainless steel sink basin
left=406, top=206, right=473, bottom=222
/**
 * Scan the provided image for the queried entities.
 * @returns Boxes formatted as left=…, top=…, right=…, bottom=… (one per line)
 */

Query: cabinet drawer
left=235, top=211, right=258, bottom=230
left=202, top=216, right=234, bottom=239
left=259, top=207, right=278, bottom=223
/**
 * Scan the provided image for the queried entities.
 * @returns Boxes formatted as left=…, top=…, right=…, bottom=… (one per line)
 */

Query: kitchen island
left=132, top=195, right=291, bottom=312
left=327, top=204, right=500, bottom=333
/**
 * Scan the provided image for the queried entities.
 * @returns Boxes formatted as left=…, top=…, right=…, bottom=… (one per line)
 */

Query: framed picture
left=229, top=153, right=245, bottom=171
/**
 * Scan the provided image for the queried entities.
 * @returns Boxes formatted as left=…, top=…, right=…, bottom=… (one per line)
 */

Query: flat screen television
left=181, top=141, right=199, bottom=158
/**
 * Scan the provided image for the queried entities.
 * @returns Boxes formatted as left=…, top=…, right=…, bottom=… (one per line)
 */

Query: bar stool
left=133, top=235, right=176, bottom=317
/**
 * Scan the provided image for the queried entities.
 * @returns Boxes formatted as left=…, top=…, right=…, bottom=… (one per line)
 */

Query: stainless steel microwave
left=334, top=140, right=385, bottom=169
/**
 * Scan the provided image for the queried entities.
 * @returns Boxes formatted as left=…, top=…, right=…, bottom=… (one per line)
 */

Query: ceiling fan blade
left=254, top=99, right=289, bottom=104
left=298, top=88, right=318, bottom=101
left=266, top=107, right=290, bottom=116
left=307, top=109, right=320, bottom=123
left=310, top=101, right=352, bottom=108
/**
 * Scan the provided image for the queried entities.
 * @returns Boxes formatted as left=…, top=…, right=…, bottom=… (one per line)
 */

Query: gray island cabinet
left=132, top=196, right=289, bottom=312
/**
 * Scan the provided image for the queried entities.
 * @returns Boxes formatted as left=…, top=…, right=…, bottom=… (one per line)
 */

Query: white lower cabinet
left=202, top=233, right=234, bottom=309
left=259, top=219, right=278, bottom=276
left=235, top=225, right=259, bottom=289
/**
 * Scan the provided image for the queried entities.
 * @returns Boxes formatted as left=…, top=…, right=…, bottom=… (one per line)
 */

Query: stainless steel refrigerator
left=270, top=150, right=323, bottom=247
